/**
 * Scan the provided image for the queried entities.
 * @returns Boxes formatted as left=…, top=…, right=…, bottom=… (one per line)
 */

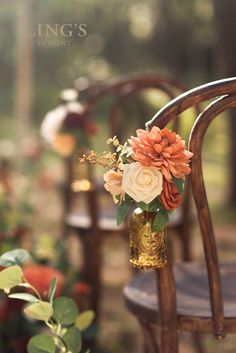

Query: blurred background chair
left=124, top=77, right=236, bottom=353
left=61, top=72, right=198, bottom=323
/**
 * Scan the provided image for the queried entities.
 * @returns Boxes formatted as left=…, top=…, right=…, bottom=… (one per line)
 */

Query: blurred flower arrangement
left=41, top=89, right=98, bottom=157
left=0, top=249, right=94, bottom=353
left=80, top=126, right=193, bottom=231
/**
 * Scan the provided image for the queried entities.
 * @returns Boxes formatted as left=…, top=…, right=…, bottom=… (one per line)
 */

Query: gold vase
left=129, top=208, right=168, bottom=269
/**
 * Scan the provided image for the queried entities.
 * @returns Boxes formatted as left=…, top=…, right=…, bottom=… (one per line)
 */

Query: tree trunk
left=213, top=0, right=236, bottom=206
left=15, top=0, right=33, bottom=152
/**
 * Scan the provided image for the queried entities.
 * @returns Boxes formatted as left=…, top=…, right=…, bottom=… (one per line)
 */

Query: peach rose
left=121, top=162, right=163, bottom=204
left=104, top=169, right=125, bottom=203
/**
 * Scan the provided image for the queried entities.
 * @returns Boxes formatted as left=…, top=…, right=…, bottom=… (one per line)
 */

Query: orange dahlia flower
left=23, top=265, right=64, bottom=299
left=129, top=127, right=193, bottom=181
left=160, top=179, right=182, bottom=211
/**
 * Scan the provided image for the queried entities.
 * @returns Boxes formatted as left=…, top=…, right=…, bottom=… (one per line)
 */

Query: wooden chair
left=64, top=73, right=193, bottom=323
left=124, top=77, right=236, bottom=353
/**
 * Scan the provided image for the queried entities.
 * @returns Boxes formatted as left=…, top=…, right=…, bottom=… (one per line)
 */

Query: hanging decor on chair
left=40, top=89, right=98, bottom=157
left=80, top=126, right=193, bottom=269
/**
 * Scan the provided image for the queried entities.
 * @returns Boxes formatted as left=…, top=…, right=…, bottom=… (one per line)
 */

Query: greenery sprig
left=0, top=249, right=94, bottom=353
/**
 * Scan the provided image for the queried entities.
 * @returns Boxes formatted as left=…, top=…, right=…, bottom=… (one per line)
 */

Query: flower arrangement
left=41, top=89, right=98, bottom=157
left=0, top=249, right=94, bottom=353
left=80, top=126, right=193, bottom=232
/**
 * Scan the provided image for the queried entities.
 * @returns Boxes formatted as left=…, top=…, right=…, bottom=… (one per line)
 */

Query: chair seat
left=66, top=206, right=126, bottom=231
left=65, top=205, right=183, bottom=231
left=124, top=262, right=236, bottom=333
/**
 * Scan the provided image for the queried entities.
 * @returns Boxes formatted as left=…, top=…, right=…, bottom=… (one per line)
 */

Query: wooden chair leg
left=192, top=332, right=205, bottom=353
left=79, top=229, right=102, bottom=320
left=77, top=229, right=102, bottom=351
left=160, top=327, right=179, bottom=353
left=139, top=320, right=159, bottom=353
left=156, top=264, right=179, bottom=353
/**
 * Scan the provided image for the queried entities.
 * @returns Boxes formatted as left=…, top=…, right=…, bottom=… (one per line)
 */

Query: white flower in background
left=122, top=162, right=163, bottom=204
left=66, top=101, right=84, bottom=114
left=40, top=105, right=67, bottom=145
left=60, top=88, right=78, bottom=102
left=40, top=101, right=85, bottom=145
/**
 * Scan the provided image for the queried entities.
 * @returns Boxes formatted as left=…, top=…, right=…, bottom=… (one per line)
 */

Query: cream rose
left=121, top=162, right=163, bottom=204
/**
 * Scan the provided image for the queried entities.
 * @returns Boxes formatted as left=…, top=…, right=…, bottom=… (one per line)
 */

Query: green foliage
left=117, top=201, right=131, bottom=225
left=53, top=297, right=78, bottom=325
left=0, top=191, right=33, bottom=246
left=0, top=265, right=23, bottom=293
left=27, top=334, right=56, bottom=353
left=75, top=310, right=95, bottom=331
left=24, top=301, right=53, bottom=322
left=136, top=202, right=150, bottom=212
left=63, top=327, right=82, bottom=353
left=152, top=209, right=169, bottom=232
left=0, top=235, right=93, bottom=353
left=137, top=199, right=162, bottom=212
left=48, top=277, right=58, bottom=304
left=9, top=292, right=38, bottom=303
left=172, top=176, right=185, bottom=195
left=0, top=248, right=29, bottom=266
left=0, top=248, right=95, bottom=353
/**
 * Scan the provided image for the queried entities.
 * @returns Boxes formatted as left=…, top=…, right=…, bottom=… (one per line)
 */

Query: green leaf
left=63, top=327, right=82, bottom=353
left=172, top=177, right=185, bottom=195
left=9, top=292, right=38, bottom=303
left=136, top=199, right=164, bottom=212
left=0, top=249, right=29, bottom=267
left=48, top=277, right=57, bottom=304
left=0, top=265, right=23, bottom=293
left=152, top=209, right=169, bottom=232
left=27, top=334, right=56, bottom=353
left=75, top=310, right=95, bottom=331
left=147, top=199, right=163, bottom=212
left=136, top=202, right=149, bottom=211
left=24, top=301, right=53, bottom=322
left=53, top=297, right=78, bottom=325
left=117, top=202, right=130, bottom=226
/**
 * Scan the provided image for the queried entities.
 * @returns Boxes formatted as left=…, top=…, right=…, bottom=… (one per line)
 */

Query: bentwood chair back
left=124, top=77, right=236, bottom=353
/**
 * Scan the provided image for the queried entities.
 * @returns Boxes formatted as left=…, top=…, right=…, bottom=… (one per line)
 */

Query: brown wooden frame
left=124, top=77, right=236, bottom=353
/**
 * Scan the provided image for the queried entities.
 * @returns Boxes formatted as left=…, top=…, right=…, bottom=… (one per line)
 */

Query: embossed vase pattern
left=129, top=208, right=167, bottom=269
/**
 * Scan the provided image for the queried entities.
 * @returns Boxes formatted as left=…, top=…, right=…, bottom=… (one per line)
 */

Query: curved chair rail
left=74, top=72, right=187, bottom=107
left=146, top=77, right=236, bottom=340
left=189, top=93, right=236, bottom=338
left=146, top=77, right=236, bottom=130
